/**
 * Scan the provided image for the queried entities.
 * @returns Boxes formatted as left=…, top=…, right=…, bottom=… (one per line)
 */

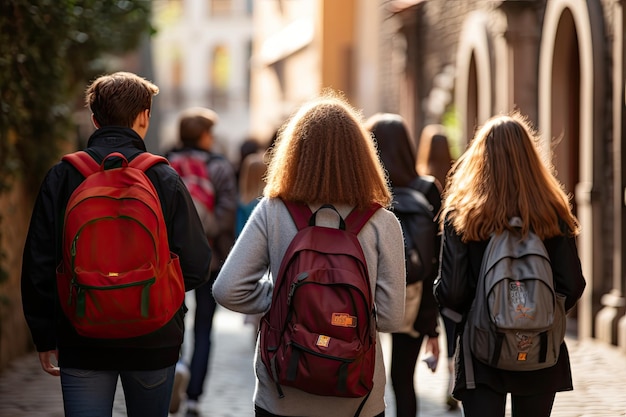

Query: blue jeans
left=186, top=272, right=218, bottom=401
left=60, top=365, right=175, bottom=417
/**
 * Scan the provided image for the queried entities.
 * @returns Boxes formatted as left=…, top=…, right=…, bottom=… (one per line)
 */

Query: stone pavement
left=2, top=305, right=626, bottom=417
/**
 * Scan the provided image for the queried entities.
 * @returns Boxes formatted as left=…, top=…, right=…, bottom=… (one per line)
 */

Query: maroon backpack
left=259, top=200, right=380, bottom=400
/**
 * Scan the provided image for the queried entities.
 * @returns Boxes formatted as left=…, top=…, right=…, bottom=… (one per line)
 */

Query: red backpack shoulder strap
left=129, top=152, right=169, bottom=172
left=344, top=203, right=381, bottom=235
left=282, top=199, right=312, bottom=231
left=62, top=151, right=100, bottom=178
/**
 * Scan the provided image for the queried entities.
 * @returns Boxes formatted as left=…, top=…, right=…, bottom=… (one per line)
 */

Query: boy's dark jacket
left=21, top=127, right=211, bottom=371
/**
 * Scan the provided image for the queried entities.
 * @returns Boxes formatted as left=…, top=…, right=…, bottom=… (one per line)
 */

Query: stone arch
left=454, top=11, right=493, bottom=146
left=538, top=0, right=606, bottom=339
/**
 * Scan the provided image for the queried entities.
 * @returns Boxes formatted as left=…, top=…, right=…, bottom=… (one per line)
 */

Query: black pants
left=255, top=404, right=384, bottom=417
left=389, top=332, right=426, bottom=417
left=460, top=384, right=556, bottom=417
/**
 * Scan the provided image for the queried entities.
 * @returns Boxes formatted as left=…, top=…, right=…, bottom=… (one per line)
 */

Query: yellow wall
left=320, top=0, right=356, bottom=100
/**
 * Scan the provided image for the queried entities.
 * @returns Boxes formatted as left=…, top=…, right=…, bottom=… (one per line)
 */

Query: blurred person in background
left=415, top=123, right=459, bottom=411
left=236, top=149, right=268, bottom=336
left=166, top=107, right=238, bottom=416
left=366, top=113, right=442, bottom=417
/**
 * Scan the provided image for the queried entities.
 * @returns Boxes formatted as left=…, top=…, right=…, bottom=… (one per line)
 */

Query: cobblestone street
left=1, top=305, right=626, bottom=416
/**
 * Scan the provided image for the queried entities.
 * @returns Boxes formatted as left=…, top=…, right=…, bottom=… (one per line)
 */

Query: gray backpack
left=463, top=217, right=566, bottom=388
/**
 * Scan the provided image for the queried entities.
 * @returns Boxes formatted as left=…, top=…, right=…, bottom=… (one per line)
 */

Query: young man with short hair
left=21, top=71, right=211, bottom=417
left=166, top=106, right=238, bottom=415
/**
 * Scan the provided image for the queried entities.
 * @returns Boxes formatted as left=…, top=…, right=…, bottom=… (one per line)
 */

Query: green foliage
left=0, top=0, right=154, bottom=284
left=442, top=104, right=463, bottom=160
left=1, top=0, right=154, bottom=190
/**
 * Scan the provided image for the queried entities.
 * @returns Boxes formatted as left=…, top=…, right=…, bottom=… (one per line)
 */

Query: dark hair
left=85, top=72, right=158, bottom=128
left=239, top=138, right=261, bottom=165
left=178, top=107, right=219, bottom=147
left=365, top=113, right=417, bottom=188
left=416, top=124, right=452, bottom=187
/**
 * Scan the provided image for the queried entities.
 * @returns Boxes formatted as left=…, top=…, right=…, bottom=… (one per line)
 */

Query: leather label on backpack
left=316, top=335, right=331, bottom=347
left=331, top=312, right=357, bottom=327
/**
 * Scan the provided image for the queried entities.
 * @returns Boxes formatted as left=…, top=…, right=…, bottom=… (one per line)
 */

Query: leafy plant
left=0, top=0, right=155, bottom=283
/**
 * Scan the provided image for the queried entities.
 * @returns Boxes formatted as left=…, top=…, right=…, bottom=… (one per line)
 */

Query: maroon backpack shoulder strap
left=129, top=152, right=169, bottom=172
left=61, top=151, right=100, bottom=178
left=282, top=199, right=312, bottom=231
left=345, top=203, right=381, bottom=235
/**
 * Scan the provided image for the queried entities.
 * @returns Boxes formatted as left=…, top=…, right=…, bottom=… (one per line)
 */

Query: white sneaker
left=169, top=362, right=190, bottom=413
left=186, top=399, right=200, bottom=416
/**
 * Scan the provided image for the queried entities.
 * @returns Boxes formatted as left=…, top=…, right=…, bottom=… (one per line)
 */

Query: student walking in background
left=415, top=123, right=459, bottom=411
left=415, top=124, right=453, bottom=193
left=236, top=150, right=267, bottom=237
left=434, top=112, right=586, bottom=417
left=236, top=136, right=262, bottom=183
left=21, top=71, right=211, bottom=417
left=366, top=113, right=442, bottom=417
left=236, top=149, right=268, bottom=334
left=212, top=92, right=406, bottom=417
left=166, top=107, right=238, bottom=416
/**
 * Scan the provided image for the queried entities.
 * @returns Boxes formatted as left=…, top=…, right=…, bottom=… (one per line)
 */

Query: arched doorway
left=539, top=0, right=606, bottom=339
left=549, top=9, right=580, bottom=218
left=466, top=53, right=478, bottom=144
left=454, top=11, right=493, bottom=147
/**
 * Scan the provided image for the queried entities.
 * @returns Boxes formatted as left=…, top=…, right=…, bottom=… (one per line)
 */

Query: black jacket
left=392, top=176, right=442, bottom=338
left=434, top=217, right=586, bottom=397
left=21, top=127, right=211, bottom=371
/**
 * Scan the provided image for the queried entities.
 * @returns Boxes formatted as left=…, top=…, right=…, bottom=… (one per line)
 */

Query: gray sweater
left=213, top=197, right=406, bottom=417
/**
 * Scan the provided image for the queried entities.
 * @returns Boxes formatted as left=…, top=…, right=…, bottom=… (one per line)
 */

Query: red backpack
left=259, top=200, right=380, bottom=400
left=167, top=151, right=217, bottom=237
left=57, top=151, right=185, bottom=339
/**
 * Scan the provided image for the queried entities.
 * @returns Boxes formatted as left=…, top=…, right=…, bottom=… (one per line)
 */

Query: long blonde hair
left=264, top=91, right=392, bottom=209
left=441, top=112, right=579, bottom=241
left=239, top=152, right=267, bottom=205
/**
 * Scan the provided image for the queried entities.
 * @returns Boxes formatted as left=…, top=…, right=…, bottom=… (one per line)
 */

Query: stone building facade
left=379, top=0, right=625, bottom=348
